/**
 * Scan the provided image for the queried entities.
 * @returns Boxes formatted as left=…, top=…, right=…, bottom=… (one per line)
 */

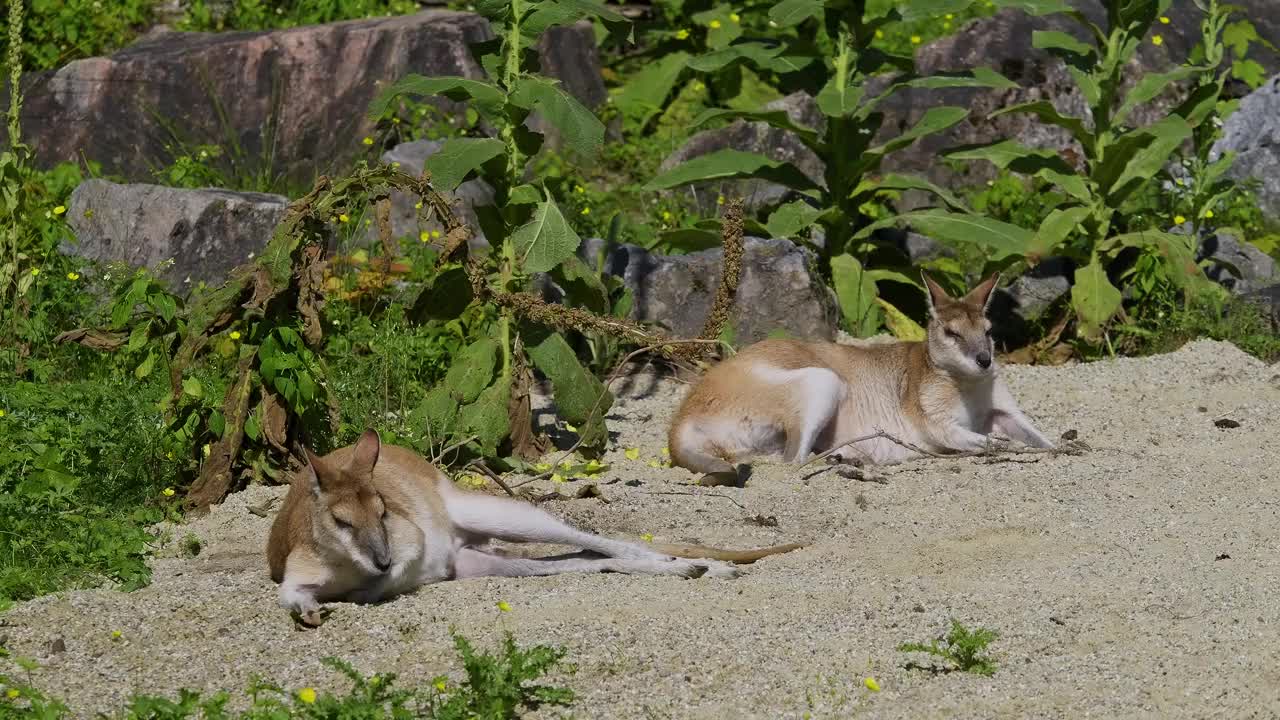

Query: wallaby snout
left=976, top=350, right=992, bottom=369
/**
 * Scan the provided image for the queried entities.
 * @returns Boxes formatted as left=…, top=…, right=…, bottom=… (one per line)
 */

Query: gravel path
left=4, top=339, right=1280, bottom=718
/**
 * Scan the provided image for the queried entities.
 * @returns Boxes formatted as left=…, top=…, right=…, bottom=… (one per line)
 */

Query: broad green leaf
left=867, top=268, right=923, bottom=288
left=876, top=298, right=926, bottom=341
left=896, top=210, right=1037, bottom=262
left=510, top=77, right=605, bottom=160
left=1103, top=117, right=1192, bottom=205
left=657, top=227, right=723, bottom=253
left=525, top=329, right=613, bottom=454
left=765, top=200, right=823, bottom=238
left=458, top=382, right=511, bottom=456
left=614, top=51, right=690, bottom=124
left=411, top=385, right=460, bottom=441
left=127, top=320, right=152, bottom=352
left=135, top=350, right=156, bottom=379
left=644, top=149, right=821, bottom=193
left=866, top=106, right=969, bottom=157
left=768, top=0, right=822, bottom=27
left=1104, top=230, right=1203, bottom=291
left=1068, top=66, right=1101, bottom=106
left=1071, top=259, right=1121, bottom=340
left=368, top=76, right=504, bottom=120
left=512, top=195, right=582, bottom=274
left=831, top=254, right=881, bottom=338
left=815, top=76, right=865, bottom=117
left=1031, top=206, right=1089, bottom=261
left=687, top=43, right=789, bottom=73
left=1114, top=66, right=1199, bottom=127
left=551, top=254, right=609, bottom=313
left=442, top=338, right=498, bottom=404
left=411, top=266, right=473, bottom=321
left=692, top=6, right=743, bottom=50
left=424, top=138, right=505, bottom=192
left=508, top=184, right=541, bottom=205
left=851, top=173, right=968, bottom=212
left=1232, top=59, right=1267, bottom=88
left=691, top=108, right=820, bottom=145
left=182, top=377, right=203, bottom=399
left=1171, top=82, right=1221, bottom=128
left=993, top=100, right=1092, bottom=154
left=860, top=70, right=1017, bottom=117
left=944, top=140, right=1091, bottom=201
left=1032, top=29, right=1093, bottom=55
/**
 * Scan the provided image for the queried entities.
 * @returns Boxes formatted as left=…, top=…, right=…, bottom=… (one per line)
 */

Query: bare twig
left=802, top=428, right=1090, bottom=469
left=466, top=460, right=517, bottom=498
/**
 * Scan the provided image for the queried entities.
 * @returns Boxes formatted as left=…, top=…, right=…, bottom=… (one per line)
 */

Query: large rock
left=584, top=236, right=840, bottom=345
left=988, top=257, right=1074, bottom=345
left=16, top=12, right=606, bottom=183
left=377, top=139, right=493, bottom=250
left=1212, top=74, right=1280, bottom=223
left=657, top=92, right=826, bottom=215
left=1199, top=229, right=1279, bottom=295
left=1244, top=284, right=1280, bottom=331
left=64, top=180, right=288, bottom=289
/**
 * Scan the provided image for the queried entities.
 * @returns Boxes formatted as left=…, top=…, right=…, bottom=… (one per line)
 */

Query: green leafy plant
left=371, top=0, right=661, bottom=462
left=927, top=0, right=1243, bottom=344
left=644, top=0, right=1020, bottom=336
left=899, top=619, right=999, bottom=676
left=0, top=0, right=153, bottom=71
left=178, top=0, right=420, bottom=33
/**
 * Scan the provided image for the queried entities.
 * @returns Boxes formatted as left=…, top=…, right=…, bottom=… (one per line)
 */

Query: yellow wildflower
left=111, top=630, right=122, bottom=640
left=53, top=205, right=66, bottom=215
left=875, top=29, right=884, bottom=39
left=1204, top=209, right=1214, bottom=219
left=641, top=533, right=653, bottom=542
left=230, top=331, right=242, bottom=340
left=431, top=230, right=441, bottom=239
left=0, top=409, right=6, bottom=417
left=709, top=19, right=722, bottom=29
left=1152, top=35, right=1163, bottom=46
left=566, top=422, right=578, bottom=432
left=676, top=29, right=689, bottom=40
left=391, top=161, right=401, bottom=168
left=30, top=268, right=39, bottom=276
left=420, top=231, right=431, bottom=242
left=7, top=689, right=19, bottom=699
left=163, top=488, right=176, bottom=497
left=1175, top=178, right=1186, bottom=187
left=362, top=136, right=374, bottom=146
left=716, top=195, right=725, bottom=205
left=911, top=35, right=922, bottom=44
left=434, top=678, right=447, bottom=692
left=864, top=677, right=880, bottom=692
left=661, top=211, right=672, bottom=222
left=730, top=12, right=740, bottom=22
left=574, top=185, right=585, bottom=194
left=1174, top=215, right=1186, bottom=225
left=338, top=213, right=350, bottom=223
left=67, top=271, right=80, bottom=280
left=581, top=207, right=590, bottom=215
left=945, top=13, right=954, bottom=19
left=296, top=688, right=317, bottom=704
left=415, top=201, right=423, bottom=209
left=624, top=448, right=640, bottom=461
left=1160, top=16, right=1170, bottom=24
left=497, top=600, right=512, bottom=612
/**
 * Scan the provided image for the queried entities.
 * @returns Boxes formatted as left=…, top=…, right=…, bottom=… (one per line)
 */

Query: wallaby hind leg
left=772, top=367, right=845, bottom=463
left=669, top=423, right=743, bottom=486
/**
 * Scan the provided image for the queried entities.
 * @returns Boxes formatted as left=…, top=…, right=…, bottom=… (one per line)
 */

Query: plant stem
left=497, top=0, right=524, bottom=381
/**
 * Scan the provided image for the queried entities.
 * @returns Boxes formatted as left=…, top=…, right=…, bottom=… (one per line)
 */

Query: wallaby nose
left=976, top=351, right=992, bottom=369
left=374, top=556, right=391, bottom=573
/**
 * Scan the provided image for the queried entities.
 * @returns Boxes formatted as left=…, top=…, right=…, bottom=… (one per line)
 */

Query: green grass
left=1, top=633, right=573, bottom=720
left=899, top=620, right=1000, bottom=676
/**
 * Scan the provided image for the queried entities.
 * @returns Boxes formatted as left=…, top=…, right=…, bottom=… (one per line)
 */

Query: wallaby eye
left=944, top=329, right=961, bottom=340
left=333, top=516, right=352, bottom=530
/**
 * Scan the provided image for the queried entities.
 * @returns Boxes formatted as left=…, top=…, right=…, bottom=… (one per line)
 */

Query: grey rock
left=1212, top=74, right=1280, bottom=223
left=377, top=139, right=493, bottom=250
left=989, top=258, right=1073, bottom=342
left=1200, top=229, right=1278, bottom=295
left=1243, top=284, right=1280, bottom=331
left=589, top=236, right=839, bottom=345
left=657, top=92, right=826, bottom=215
left=15, top=11, right=605, bottom=183
left=64, top=179, right=288, bottom=290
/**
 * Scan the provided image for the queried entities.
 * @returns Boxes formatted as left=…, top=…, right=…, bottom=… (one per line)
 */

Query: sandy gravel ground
left=4, top=339, right=1280, bottom=719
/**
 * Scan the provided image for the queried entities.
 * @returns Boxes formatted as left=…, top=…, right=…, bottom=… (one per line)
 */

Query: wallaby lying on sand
left=668, top=272, right=1054, bottom=484
left=268, top=430, right=802, bottom=625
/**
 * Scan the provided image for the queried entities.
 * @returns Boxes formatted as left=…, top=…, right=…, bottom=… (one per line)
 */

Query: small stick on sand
left=802, top=428, right=1091, bottom=469
left=644, top=490, right=747, bottom=510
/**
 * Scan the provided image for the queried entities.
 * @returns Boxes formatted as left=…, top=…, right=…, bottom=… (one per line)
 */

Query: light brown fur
left=668, top=273, right=1053, bottom=483
left=267, top=431, right=802, bottom=625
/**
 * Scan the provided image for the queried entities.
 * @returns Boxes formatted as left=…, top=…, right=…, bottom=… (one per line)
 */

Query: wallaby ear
left=921, top=271, right=951, bottom=314
left=963, top=272, right=1001, bottom=311
left=348, top=429, right=382, bottom=479
left=299, top=448, right=324, bottom=496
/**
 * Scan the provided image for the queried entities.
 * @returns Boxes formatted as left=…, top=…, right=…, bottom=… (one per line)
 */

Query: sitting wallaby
left=268, top=430, right=802, bottom=625
left=668, top=272, right=1054, bottom=484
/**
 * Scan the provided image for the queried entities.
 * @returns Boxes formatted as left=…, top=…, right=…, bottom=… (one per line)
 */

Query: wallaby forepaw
left=696, top=560, right=741, bottom=579
left=290, top=607, right=329, bottom=629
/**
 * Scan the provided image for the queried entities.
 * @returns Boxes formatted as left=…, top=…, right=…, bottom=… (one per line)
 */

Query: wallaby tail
left=650, top=541, right=805, bottom=564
